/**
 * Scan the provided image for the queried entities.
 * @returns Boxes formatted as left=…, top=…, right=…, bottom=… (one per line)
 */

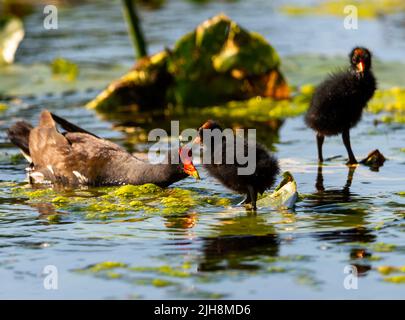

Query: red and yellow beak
left=357, top=61, right=365, bottom=73
left=179, top=147, right=200, bottom=180
left=183, top=162, right=200, bottom=180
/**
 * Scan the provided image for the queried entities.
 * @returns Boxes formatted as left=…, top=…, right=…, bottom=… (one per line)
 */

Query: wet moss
left=11, top=183, right=223, bottom=221
left=114, top=183, right=162, bottom=197
left=51, top=196, right=69, bottom=204
left=23, top=188, right=56, bottom=199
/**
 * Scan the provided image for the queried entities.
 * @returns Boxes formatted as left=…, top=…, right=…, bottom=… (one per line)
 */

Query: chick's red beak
left=357, top=61, right=365, bottom=73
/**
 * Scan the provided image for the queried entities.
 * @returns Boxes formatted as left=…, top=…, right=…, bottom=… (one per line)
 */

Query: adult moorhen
left=193, top=120, right=280, bottom=210
left=305, top=47, right=377, bottom=164
left=7, top=110, right=199, bottom=187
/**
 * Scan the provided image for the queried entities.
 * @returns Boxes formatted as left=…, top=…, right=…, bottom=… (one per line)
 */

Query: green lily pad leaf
left=257, top=171, right=298, bottom=210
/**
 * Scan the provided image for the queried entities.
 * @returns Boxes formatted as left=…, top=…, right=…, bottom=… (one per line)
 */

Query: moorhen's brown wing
left=27, top=110, right=189, bottom=187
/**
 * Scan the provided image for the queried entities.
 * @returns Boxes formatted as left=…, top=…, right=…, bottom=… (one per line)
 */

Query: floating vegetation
left=178, top=84, right=405, bottom=124
left=86, top=261, right=128, bottom=272
left=375, top=265, right=405, bottom=284
left=383, top=275, right=405, bottom=284
left=11, top=183, right=230, bottom=221
left=0, top=102, right=8, bottom=112
left=376, top=265, right=405, bottom=275
left=370, top=242, right=397, bottom=253
left=51, top=57, right=79, bottom=81
left=281, top=0, right=405, bottom=19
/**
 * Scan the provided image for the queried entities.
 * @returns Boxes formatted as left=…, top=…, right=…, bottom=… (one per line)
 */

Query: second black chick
left=193, top=120, right=280, bottom=210
left=305, top=47, right=377, bottom=164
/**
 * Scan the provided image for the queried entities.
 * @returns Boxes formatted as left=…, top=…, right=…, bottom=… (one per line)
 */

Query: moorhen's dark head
left=349, top=47, right=372, bottom=75
left=193, top=120, right=223, bottom=145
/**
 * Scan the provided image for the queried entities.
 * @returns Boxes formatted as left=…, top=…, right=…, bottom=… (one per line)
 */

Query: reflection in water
left=304, top=164, right=371, bottom=220
left=314, top=164, right=356, bottom=200
left=198, top=214, right=279, bottom=272
left=308, top=165, right=376, bottom=276
left=315, top=227, right=376, bottom=244
left=199, top=234, right=279, bottom=272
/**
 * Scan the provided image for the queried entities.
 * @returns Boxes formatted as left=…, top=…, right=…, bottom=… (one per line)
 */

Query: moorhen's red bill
left=7, top=110, right=199, bottom=187
left=305, top=47, right=377, bottom=164
left=193, top=120, right=280, bottom=210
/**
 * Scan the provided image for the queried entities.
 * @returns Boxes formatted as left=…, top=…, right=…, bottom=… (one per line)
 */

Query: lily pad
left=257, top=171, right=298, bottom=210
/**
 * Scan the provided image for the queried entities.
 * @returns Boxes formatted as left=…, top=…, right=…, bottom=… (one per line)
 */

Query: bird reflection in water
left=197, top=215, right=279, bottom=272
left=311, top=164, right=375, bottom=276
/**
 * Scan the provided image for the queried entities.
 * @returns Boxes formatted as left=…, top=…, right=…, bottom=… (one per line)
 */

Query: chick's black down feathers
left=305, top=70, right=377, bottom=136
left=197, top=120, right=280, bottom=209
left=204, top=140, right=280, bottom=196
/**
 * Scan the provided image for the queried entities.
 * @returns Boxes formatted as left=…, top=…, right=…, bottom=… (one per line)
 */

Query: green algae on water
left=371, top=242, right=396, bottom=253
left=383, top=275, right=405, bottom=284
left=86, top=261, right=128, bottom=273
left=51, top=57, right=79, bottom=81
left=281, top=0, right=405, bottom=19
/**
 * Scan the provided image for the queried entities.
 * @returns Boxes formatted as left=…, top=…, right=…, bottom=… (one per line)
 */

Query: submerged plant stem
left=122, top=0, right=147, bottom=58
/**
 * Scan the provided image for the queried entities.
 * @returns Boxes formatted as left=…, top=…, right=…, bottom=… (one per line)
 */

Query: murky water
left=0, top=0, right=404, bottom=299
